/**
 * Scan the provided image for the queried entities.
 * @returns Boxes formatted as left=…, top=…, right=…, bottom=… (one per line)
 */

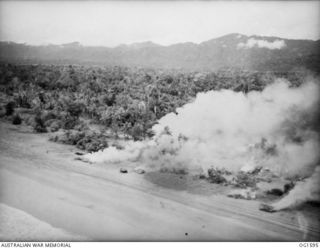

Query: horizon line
left=0, top=33, right=319, bottom=48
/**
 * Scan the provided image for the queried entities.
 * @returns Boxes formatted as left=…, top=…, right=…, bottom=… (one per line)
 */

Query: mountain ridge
left=2, top=33, right=319, bottom=48
left=1, top=34, right=319, bottom=72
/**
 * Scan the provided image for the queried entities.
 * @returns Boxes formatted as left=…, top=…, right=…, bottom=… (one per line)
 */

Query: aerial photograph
left=0, top=0, right=319, bottom=243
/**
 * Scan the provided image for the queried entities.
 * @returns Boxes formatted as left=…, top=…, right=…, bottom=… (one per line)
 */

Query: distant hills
left=0, top=33, right=319, bottom=72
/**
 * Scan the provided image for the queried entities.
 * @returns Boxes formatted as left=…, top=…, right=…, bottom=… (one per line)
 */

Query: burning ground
left=85, top=78, right=320, bottom=211
left=1, top=120, right=320, bottom=241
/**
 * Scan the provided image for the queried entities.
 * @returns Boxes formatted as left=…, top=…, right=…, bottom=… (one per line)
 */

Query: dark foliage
left=207, top=168, right=230, bottom=184
left=12, top=114, right=22, bottom=125
left=5, top=101, right=15, bottom=116
left=0, top=63, right=310, bottom=141
left=33, top=113, right=47, bottom=133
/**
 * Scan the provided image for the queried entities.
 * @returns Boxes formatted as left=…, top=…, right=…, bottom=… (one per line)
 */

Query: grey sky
left=0, top=1, right=319, bottom=46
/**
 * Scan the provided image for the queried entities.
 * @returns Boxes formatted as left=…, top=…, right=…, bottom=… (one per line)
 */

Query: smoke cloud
left=85, top=79, right=320, bottom=179
left=237, top=38, right=286, bottom=49
left=271, top=166, right=320, bottom=211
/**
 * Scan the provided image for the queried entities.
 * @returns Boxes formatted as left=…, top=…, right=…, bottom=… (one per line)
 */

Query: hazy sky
left=0, top=1, right=319, bottom=46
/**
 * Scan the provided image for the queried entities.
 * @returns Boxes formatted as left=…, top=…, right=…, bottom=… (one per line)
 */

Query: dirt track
left=0, top=121, right=319, bottom=241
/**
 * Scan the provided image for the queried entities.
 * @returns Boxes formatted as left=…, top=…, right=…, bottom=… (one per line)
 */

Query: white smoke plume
left=86, top=141, right=145, bottom=163
left=237, top=38, right=286, bottom=49
left=270, top=166, right=320, bottom=211
left=85, top=79, right=320, bottom=179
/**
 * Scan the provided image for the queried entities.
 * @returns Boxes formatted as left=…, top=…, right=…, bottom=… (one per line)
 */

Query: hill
left=1, top=33, right=319, bottom=72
